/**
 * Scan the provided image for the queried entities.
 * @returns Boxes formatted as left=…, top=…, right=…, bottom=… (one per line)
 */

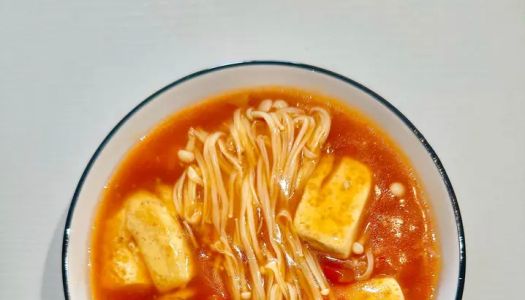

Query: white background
left=1, top=0, right=524, bottom=299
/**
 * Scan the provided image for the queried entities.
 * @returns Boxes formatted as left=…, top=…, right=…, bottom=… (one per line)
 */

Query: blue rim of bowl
left=62, top=60, right=466, bottom=299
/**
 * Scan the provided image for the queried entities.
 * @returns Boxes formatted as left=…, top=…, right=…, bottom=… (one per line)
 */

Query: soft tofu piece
left=335, top=277, right=405, bottom=300
left=155, top=182, right=177, bottom=217
left=101, top=208, right=152, bottom=289
left=126, top=191, right=195, bottom=292
left=294, top=155, right=372, bottom=258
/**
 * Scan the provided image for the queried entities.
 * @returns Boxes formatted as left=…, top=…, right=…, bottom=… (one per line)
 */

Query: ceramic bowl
left=62, top=61, right=466, bottom=299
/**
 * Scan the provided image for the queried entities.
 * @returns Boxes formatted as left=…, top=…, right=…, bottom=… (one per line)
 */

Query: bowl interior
left=63, top=62, right=464, bottom=299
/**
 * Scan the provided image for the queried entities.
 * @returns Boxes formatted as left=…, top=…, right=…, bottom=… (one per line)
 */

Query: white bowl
left=62, top=61, right=466, bottom=299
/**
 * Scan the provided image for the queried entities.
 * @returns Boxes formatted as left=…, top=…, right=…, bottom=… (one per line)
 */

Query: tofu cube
left=126, top=191, right=195, bottom=292
left=155, top=182, right=177, bottom=217
left=335, top=277, right=405, bottom=300
left=101, top=208, right=152, bottom=290
left=294, top=156, right=372, bottom=258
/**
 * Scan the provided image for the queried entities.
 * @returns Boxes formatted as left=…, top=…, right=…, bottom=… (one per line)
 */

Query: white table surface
left=1, top=1, right=524, bottom=299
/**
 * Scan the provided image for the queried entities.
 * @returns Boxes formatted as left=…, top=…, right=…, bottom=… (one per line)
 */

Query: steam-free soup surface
left=91, top=87, right=440, bottom=299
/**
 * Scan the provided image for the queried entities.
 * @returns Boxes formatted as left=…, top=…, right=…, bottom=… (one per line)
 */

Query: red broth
left=90, top=86, right=440, bottom=299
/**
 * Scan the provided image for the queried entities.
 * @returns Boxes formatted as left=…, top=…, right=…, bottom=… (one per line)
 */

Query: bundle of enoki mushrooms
left=173, top=99, right=332, bottom=299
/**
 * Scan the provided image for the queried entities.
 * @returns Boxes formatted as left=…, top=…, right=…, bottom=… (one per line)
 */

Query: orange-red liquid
left=90, top=87, right=440, bottom=299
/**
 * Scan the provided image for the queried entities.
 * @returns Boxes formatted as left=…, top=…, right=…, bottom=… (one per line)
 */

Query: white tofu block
left=101, top=208, right=153, bottom=289
left=126, top=191, right=195, bottom=292
left=294, top=156, right=372, bottom=258
left=337, top=277, right=405, bottom=300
